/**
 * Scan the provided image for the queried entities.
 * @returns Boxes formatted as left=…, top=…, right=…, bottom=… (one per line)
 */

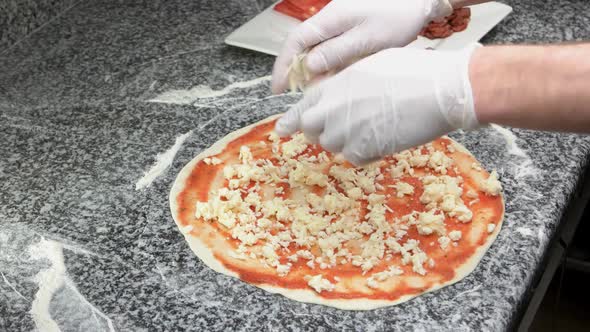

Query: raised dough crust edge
left=169, top=115, right=505, bottom=310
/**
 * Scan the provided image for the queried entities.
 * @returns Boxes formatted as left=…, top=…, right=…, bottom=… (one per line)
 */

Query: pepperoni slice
left=274, top=0, right=330, bottom=21
left=273, top=0, right=472, bottom=40
left=420, top=8, right=471, bottom=39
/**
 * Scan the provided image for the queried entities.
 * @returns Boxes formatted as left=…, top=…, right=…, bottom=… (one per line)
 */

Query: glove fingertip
left=271, top=79, right=286, bottom=95
left=305, top=51, right=328, bottom=75
left=304, top=133, right=320, bottom=144
left=271, top=64, right=288, bottom=94
left=275, top=107, right=303, bottom=137
left=342, top=150, right=362, bottom=167
left=274, top=118, right=295, bottom=137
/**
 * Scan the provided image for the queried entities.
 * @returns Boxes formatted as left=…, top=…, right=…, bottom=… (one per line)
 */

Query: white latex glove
left=274, top=45, right=481, bottom=166
left=271, top=0, right=453, bottom=94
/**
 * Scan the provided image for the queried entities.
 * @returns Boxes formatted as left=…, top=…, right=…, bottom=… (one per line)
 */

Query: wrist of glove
left=271, top=0, right=455, bottom=94
left=275, top=44, right=480, bottom=166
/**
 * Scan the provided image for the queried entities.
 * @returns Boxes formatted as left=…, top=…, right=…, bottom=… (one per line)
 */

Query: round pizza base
left=169, top=114, right=505, bottom=310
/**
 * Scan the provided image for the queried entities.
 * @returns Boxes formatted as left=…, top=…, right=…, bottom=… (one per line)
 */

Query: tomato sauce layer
left=175, top=119, right=504, bottom=301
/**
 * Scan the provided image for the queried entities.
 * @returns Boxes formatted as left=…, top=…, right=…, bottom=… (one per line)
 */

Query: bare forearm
left=470, top=43, right=590, bottom=132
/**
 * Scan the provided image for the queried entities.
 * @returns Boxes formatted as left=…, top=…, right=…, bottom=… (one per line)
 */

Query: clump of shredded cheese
left=203, top=157, right=222, bottom=165
left=366, top=266, right=404, bottom=289
left=420, top=175, right=473, bottom=223
left=487, top=223, right=496, bottom=233
left=393, top=182, right=414, bottom=198
left=305, top=274, right=335, bottom=293
left=480, top=170, right=502, bottom=196
left=448, top=230, right=462, bottom=241
left=287, top=54, right=311, bottom=93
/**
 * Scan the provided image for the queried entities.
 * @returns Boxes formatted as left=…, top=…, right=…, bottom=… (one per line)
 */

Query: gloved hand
left=271, top=0, right=454, bottom=94
left=274, top=45, right=481, bottom=166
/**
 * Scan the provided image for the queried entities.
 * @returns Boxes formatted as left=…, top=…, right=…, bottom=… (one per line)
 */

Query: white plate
left=225, top=1, right=512, bottom=55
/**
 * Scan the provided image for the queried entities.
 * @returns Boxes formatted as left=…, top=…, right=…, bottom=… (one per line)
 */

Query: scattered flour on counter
left=64, top=278, right=116, bottom=332
left=516, top=227, right=546, bottom=244
left=29, top=239, right=66, bottom=332
left=192, top=96, right=258, bottom=108
left=537, top=228, right=548, bottom=243
left=61, top=242, right=103, bottom=258
left=451, top=285, right=482, bottom=300
left=490, top=124, right=527, bottom=158
left=516, top=227, right=535, bottom=238
left=28, top=238, right=117, bottom=332
left=490, top=124, right=542, bottom=179
left=513, top=161, right=541, bottom=180
left=135, top=131, right=192, bottom=190
left=1, top=271, right=27, bottom=300
left=148, top=75, right=271, bottom=105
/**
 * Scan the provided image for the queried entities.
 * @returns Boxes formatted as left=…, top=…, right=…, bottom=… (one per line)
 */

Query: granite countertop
left=1, top=0, right=590, bottom=331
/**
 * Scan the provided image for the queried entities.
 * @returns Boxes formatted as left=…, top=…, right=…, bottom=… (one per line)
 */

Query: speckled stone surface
left=1, top=0, right=590, bottom=331
left=0, top=0, right=78, bottom=51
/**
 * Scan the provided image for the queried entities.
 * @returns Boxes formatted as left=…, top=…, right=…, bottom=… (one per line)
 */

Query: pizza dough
left=169, top=114, right=504, bottom=310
